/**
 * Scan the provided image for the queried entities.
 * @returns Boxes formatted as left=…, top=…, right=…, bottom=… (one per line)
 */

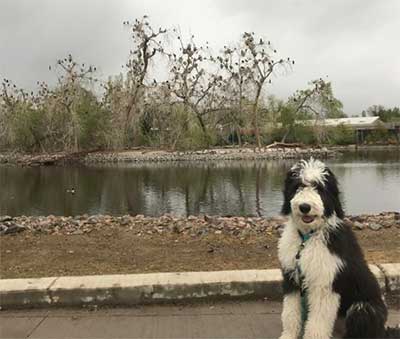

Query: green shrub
left=291, top=125, right=317, bottom=144
left=365, top=126, right=391, bottom=144
left=327, top=124, right=354, bottom=145
left=264, top=127, right=285, bottom=144
left=9, top=105, right=47, bottom=152
left=264, top=125, right=316, bottom=145
left=76, top=91, right=110, bottom=149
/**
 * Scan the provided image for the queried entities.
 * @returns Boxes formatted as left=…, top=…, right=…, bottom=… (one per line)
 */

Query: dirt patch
left=1, top=226, right=399, bottom=279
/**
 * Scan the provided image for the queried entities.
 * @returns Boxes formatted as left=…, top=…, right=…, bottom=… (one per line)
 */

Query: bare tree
left=281, top=79, right=344, bottom=144
left=1, top=79, right=26, bottom=147
left=0, top=78, right=49, bottom=151
left=120, top=16, right=167, bottom=144
left=52, top=55, right=97, bottom=151
left=166, top=32, right=225, bottom=147
left=217, top=45, right=251, bottom=146
left=238, top=32, right=293, bottom=147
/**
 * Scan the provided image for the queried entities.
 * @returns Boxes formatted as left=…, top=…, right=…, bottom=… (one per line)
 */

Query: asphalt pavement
left=1, top=300, right=399, bottom=338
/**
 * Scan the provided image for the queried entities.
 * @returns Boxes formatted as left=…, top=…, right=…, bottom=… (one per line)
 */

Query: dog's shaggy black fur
left=278, top=159, right=399, bottom=338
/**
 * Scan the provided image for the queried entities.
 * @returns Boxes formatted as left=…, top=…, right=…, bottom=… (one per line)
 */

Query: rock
left=350, top=215, right=363, bottom=223
left=232, top=229, right=240, bottom=236
left=353, top=221, right=364, bottom=230
left=170, top=224, right=180, bottom=234
left=3, top=224, right=26, bottom=235
left=368, top=223, right=382, bottom=231
left=0, top=224, right=8, bottom=235
left=120, top=216, right=131, bottom=226
left=0, top=216, right=13, bottom=222
left=86, top=216, right=99, bottom=225
left=71, top=220, right=81, bottom=227
left=238, top=221, right=246, bottom=228
left=204, top=215, right=217, bottom=224
left=382, top=222, right=392, bottom=228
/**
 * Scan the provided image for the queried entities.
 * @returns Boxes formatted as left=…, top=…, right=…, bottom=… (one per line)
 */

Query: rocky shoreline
left=83, top=147, right=336, bottom=164
left=1, top=144, right=398, bottom=167
left=1, top=212, right=399, bottom=237
left=0, top=146, right=336, bottom=166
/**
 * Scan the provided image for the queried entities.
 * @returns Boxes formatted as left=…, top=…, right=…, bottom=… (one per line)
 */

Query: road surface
left=1, top=301, right=399, bottom=338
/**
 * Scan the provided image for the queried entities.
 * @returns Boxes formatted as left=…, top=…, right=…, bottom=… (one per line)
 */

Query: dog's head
left=281, top=158, right=344, bottom=231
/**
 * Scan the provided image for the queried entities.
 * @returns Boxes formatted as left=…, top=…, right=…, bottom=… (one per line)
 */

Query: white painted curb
left=0, top=265, right=399, bottom=309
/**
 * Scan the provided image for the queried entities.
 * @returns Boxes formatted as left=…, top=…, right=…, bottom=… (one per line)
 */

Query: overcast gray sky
left=1, top=0, right=399, bottom=114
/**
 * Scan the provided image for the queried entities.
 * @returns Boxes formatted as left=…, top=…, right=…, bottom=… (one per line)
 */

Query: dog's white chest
left=298, top=235, right=344, bottom=289
left=278, top=225, right=344, bottom=289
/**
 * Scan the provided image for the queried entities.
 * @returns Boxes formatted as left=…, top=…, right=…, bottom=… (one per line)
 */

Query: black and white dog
left=278, top=158, right=399, bottom=338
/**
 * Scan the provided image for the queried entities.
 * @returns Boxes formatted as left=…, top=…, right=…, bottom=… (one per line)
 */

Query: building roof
left=301, top=116, right=382, bottom=128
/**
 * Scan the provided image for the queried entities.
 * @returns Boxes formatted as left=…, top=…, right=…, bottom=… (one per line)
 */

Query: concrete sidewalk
left=1, top=301, right=399, bottom=339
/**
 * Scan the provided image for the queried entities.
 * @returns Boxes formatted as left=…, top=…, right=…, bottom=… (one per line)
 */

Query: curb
left=1, top=264, right=399, bottom=309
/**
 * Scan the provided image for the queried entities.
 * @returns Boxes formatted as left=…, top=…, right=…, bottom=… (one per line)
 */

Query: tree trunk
left=281, top=128, right=290, bottom=143
left=195, top=112, right=209, bottom=147
left=252, top=85, right=263, bottom=148
left=236, top=126, right=242, bottom=147
left=255, top=164, right=262, bottom=217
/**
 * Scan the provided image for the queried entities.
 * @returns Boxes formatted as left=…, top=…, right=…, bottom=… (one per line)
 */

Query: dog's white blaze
left=280, top=293, right=302, bottom=339
left=290, top=187, right=325, bottom=232
left=294, top=158, right=327, bottom=186
left=291, top=187, right=324, bottom=215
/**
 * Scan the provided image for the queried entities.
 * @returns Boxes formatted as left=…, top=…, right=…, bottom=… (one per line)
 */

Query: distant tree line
left=1, top=16, right=396, bottom=153
left=361, top=105, right=400, bottom=122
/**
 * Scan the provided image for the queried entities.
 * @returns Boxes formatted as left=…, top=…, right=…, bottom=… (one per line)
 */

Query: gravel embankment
left=1, top=212, right=398, bottom=237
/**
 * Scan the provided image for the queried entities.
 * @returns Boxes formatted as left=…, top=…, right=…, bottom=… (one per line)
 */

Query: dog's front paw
left=303, top=324, right=330, bottom=339
left=278, top=333, right=298, bottom=339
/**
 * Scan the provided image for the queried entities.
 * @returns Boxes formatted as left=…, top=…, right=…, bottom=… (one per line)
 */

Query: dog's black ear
left=325, top=168, right=340, bottom=195
left=281, top=198, right=291, bottom=215
left=325, top=167, right=345, bottom=219
left=281, top=170, right=294, bottom=215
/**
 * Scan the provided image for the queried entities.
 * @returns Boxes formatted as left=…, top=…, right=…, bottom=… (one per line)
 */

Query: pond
left=0, top=150, right=399, bottom=217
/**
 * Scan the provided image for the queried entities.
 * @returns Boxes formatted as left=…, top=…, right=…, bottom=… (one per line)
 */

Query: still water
left=1, top=150, right=399, bottom=217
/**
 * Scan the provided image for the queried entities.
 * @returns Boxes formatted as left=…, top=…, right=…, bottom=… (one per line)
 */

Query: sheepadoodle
left=278, top=158, right=399, bottom=338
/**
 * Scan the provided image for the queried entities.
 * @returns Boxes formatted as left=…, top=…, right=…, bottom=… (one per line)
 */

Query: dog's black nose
left=299, top=203, right=311, bottom=214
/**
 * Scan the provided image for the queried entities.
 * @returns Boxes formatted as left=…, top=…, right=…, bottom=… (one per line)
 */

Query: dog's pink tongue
left=302, top=215, right=314, bottom=223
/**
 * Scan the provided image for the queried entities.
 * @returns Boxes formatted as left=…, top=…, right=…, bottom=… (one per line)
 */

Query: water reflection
left=0, top=150, right=399, bottom=216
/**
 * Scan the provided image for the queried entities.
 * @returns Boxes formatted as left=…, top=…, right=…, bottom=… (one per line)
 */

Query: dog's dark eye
left=291, top=172, right=298, bottom=178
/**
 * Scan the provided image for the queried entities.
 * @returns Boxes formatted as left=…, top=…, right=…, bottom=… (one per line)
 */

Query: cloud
left=0, top=0, right=399, bottom=114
